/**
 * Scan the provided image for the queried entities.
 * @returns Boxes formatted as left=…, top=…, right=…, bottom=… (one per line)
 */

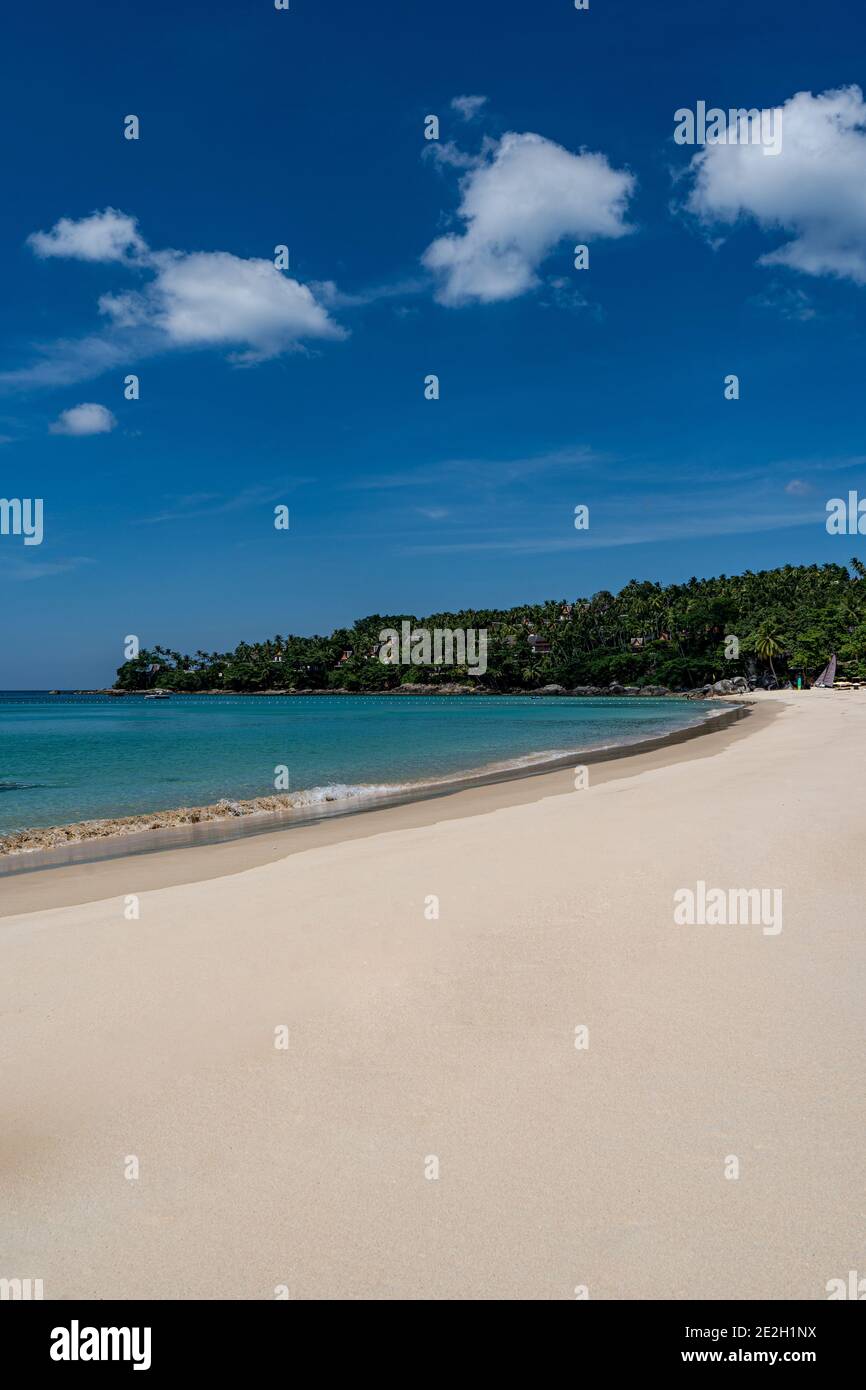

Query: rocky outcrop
left=683, top=680, right=749, bottom=698
left=565, top=684, right=674, bottom=697
left=711, top=677, right=750, bottom=695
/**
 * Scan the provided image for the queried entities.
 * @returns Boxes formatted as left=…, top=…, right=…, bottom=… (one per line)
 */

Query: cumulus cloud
left=682, top=85, right=866, bottom=283
left=27, top=208, right=147, bottom=263
left=99, top=250, right=344, bottom=363
left=4, top=209, right=345, bottom=390
left=451, top=94, right=488, bottom=122
left=49, top=402, right=117, bottom=436
left=422, top=131, right=635, bottom=305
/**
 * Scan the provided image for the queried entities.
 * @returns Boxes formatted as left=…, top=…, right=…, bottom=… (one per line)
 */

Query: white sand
left=1, top=692, right=863, bottom=1300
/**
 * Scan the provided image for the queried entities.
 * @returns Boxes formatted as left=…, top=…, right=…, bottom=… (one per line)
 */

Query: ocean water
left=0, top=692, right=718, bottom=835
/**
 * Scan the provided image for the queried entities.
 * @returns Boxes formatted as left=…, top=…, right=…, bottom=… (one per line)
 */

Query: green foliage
left=113, top=559, right=866, bottom=693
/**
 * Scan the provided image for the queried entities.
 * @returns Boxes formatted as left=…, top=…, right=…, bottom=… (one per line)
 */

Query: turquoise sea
left=0, top=692, right=719, bottom=836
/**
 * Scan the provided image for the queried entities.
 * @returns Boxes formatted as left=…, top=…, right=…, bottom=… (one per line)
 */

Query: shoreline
left=0, top=698, right=764, bottom=915
left=0, top=702, right=744, bottom=875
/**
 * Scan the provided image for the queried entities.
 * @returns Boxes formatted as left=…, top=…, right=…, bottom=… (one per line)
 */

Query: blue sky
left=1, top=0, right=865, bottom=686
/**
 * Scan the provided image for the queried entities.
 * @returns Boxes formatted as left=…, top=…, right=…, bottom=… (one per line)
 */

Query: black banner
left=3, top=1298, right=861, bottom=1375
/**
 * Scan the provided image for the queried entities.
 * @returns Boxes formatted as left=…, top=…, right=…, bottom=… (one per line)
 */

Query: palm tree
left=753, top=625, right=786, bottom=682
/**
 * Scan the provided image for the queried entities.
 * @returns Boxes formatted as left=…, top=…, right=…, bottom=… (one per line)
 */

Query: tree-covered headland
left=114, top=560, right=866, bottom=693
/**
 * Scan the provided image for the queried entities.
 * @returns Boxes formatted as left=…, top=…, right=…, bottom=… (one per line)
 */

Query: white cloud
left=785, top=478, right=812, bottom=496
left=27, top=208, right=147, bottom=263
left=4, top=210, right=346, bottom=389
left=451, top=95, right=488, bottom=122
left=49, top=402, right=117, bottom=436
left=100, top=250, right=345, bottom=362
left=683, top=85, right=866, bottom=283
left=422, top=131, right=635, bottom=305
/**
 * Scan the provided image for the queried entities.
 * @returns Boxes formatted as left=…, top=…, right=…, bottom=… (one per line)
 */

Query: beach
left=1, top=690, right=863, bottom=1300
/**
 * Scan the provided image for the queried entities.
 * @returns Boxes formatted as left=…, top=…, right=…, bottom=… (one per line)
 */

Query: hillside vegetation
left=114, top=560, right=866, bottom=692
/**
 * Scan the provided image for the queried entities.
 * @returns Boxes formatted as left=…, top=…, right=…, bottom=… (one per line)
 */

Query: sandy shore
left=1, top=691, right=863, bottom=1299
